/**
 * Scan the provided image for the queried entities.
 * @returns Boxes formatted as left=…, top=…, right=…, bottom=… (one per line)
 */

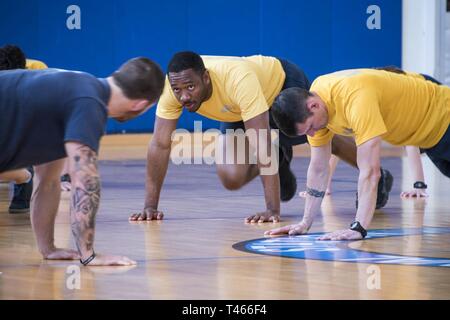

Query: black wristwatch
left=413, top=181, right=427, bottom=189
left=349, top=221, right=367, bottom=238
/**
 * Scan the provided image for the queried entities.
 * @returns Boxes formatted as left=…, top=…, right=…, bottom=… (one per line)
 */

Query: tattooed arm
left=65, top=142, right=136, bottom=266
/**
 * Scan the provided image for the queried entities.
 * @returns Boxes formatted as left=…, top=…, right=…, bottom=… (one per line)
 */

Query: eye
left=172, top=88, right=180, bottom=93
left=188, top=85, right=195, bottom=91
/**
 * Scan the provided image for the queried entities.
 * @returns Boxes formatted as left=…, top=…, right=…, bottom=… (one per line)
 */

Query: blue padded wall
left=0, top=0, right=401, bottom=133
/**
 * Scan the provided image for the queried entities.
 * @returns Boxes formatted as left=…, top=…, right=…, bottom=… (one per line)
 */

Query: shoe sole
left=375, top=169, right=394, bottom=209
left=279, top=145, right=297, bottom=202
left=9, top=208, right=30, bottom=214
left=281, top=176, right=297, bottom=202
left=356, top=169, right=394, bottom=209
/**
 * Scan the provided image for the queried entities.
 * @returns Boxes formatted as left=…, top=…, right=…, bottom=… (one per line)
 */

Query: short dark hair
left=271, top=87, right=313, bottom=137
left=374, top=65, right=406, bottom=75
left=0, top=44, right=26, bottom=70
left=112, top=57, right=165, bottom=102
left=167, top=51, right=206, bottom=75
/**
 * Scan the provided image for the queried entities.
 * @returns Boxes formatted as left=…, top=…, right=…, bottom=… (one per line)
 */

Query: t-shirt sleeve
left=346, top=88, right=387, bottom=146
left=307, top=128, right=335, bottom=147
left=64, top=98, right=107, bottom=153
left=155, top=79, right=183, bottom=120
left=26, top=59, right=48, bottom=70
left=227, top=68, right=270, bottom=122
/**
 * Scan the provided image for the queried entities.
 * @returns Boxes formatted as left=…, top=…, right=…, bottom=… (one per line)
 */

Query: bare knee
left=216, top=165, right=247, bottom=190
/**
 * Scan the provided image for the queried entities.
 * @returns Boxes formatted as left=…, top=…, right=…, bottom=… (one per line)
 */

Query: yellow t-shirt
left=308, top=69, right=450, bottom=148
left=156, top=55, right=286, bottom=122
left=26, top=59, right=48, bottom=70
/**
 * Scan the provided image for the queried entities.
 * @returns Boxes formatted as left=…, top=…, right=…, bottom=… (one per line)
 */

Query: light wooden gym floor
left=1, top=134, right=449, bottom=299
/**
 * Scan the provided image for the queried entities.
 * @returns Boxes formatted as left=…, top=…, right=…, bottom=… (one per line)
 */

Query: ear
left=202, top=70, right=211, bottom=85
left=130, top=99, right=152, bottom=112
left=306, top=96, right=318, bottom=112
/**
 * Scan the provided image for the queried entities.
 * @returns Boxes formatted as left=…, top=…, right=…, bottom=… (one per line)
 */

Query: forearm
left=259, top=173, right=280, bottom=214
left=31, top=180, right=61, bottom=255
left=69, top=148, right=101, bottom=260
left=405, top=146, right=425, bottom=182
left=302, top=165, right=329, bottom=227
left=355, top=167, right=380, bottom=228
left=0, top=169, right=31, bottom=184
left=144, top=142, right=171, bottom=209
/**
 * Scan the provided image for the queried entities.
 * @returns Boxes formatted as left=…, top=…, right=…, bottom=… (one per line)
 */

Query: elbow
left=308, top=163, right=329, bottom=178
left=361, top=166, right=381, bottom=185
left=150, top=138, right=171, bottom=152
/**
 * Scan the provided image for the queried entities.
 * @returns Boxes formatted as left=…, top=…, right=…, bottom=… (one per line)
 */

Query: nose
left=180, top=91, right=191, bottom=103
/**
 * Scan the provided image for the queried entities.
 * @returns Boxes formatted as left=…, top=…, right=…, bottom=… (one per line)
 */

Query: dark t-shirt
left=0, top=68, right=110, bottom=172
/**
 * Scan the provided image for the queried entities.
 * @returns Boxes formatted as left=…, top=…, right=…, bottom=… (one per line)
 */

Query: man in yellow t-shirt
left=266, top=68, right=450, bottom=240
left=320, top=66, right=443, bottom=199
left=129, top=52, right=392, bottom=223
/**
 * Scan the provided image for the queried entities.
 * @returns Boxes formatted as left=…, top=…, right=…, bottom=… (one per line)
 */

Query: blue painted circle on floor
left=233, top=227, right=450, bottom=267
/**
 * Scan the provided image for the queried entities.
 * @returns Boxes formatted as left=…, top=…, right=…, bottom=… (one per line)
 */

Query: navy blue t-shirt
left=0, top=68, right=110, bottom=172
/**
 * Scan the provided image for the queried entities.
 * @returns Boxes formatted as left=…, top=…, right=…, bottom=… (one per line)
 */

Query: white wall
left=445, top=10, right=450, bottom=84
left=402, top=0, right=446, bottom=81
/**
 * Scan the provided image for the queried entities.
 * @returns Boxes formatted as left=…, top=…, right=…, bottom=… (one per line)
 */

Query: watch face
left=351, top=222, right=357, bottom=229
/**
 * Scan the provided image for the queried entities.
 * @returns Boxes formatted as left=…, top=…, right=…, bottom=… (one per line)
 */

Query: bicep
left=230, top=71, right=269, bottom=122
left=347, top=91, right=387, bottom=146
left=244, top=111, right=270, bottom=131
left=64, top=99, right=107, bottom=153
left=152, top=116, right=178, bottom=150
left=243, top=111, right=271, bottom=149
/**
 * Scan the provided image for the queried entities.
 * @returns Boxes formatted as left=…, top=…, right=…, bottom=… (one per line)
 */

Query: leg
left=326, top=155, right=339, bottom=194
left=0, top=168, right=34, bottom=214
left=0, top=168, right=31, bottom=184
left=216, top=131, right=259, bottom=190
left=31, top=159, right=79, bottom=260
left=427, top=154, right=450, bottom=178
left=425, top=125, right=450, bottom=178
left=420, top=74, right=442, bottom=85
left=60, top=158, right=72, bottom=191
left=331, top=135, right=358, bottom=168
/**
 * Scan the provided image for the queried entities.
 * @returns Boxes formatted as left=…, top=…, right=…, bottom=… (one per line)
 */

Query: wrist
left=300, top=218, right=313, bottom=230
left=413, top=181, right=427, bottom=189
left=39, top=245, right=57, bottom=258
left=350, top=221, right=367, bottom=238
left=80, top=249, right=95, bottom=261
left=80, top=251, right=96, bottom=266
left=144, top=201, right=158, bottom=210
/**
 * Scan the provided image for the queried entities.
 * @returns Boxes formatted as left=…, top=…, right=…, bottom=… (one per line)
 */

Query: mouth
left=116, top=117, right=127, bottom=123
left=183, top=102, right=197, bottom=112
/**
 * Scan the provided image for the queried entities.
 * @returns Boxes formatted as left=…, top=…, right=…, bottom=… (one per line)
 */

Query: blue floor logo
left=233, top=227, right=450, bottom=267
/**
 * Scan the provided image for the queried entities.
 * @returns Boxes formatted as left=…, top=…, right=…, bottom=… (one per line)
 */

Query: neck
left=204, top=70, right=213, bottom=101
left=106, top=77, right=128, bottom=118
left=311, top=91, right=329, bottom=127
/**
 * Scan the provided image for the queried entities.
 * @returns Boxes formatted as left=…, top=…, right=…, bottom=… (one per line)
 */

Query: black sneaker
left=278, top=144, right=297, bottom=202
left=356, top=168, right=394, bottom=210
left=9, top=167, right=34, bottom=214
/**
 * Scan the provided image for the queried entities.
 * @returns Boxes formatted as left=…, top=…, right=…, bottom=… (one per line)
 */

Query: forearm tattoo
left=70, top=146, right=100, bottom=255
left=306, top=187, right=325, bottom=198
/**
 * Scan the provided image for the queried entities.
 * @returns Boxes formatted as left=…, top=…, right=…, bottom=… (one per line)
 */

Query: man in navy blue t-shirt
left=0, top=57, right=164, bottom=266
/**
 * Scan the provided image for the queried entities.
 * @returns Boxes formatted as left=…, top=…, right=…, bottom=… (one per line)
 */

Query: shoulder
left=26, top=59, right=48, bottom=70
